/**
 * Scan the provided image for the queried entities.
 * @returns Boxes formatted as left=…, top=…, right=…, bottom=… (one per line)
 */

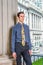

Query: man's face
left=19, top=13, right=25, bottom=23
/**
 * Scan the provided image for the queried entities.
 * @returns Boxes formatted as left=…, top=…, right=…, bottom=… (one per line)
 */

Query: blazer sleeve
left=28, top=26, right=32, bottom=50
left=11, top=26, right=16, bottom=53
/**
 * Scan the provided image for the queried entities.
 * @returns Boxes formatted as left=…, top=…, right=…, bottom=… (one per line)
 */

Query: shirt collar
left=18, top=22, right=24, bottom=25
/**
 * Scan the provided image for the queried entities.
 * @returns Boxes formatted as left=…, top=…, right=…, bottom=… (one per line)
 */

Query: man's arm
left=28, top=26, right=32, bottom=49
left=11, top=26, right=17, bottom=59
left=28, top=26, right=32, bottom=55
left=11, top=26, right=16, bottom=53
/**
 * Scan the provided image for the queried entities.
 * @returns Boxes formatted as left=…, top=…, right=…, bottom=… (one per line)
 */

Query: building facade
left=18, top=0, right=43, bottom=52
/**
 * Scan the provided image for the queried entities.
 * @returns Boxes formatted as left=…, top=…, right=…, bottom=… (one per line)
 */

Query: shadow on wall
left=7, top=15, right=16, bottom=58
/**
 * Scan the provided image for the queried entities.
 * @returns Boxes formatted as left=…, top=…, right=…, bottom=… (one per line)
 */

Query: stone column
left=29, top=12, right=32, bottom=29
left=0, top=0, right=3, bottom=55
left=0, top=0, right=17, bottom=55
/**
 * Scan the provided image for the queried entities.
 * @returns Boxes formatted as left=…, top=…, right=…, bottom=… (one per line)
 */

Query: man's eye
left=21, top=16, right=24, bottom=17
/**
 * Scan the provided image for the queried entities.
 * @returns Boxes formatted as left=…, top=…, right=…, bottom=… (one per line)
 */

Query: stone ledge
left=0, top=55, right=13, bottom=65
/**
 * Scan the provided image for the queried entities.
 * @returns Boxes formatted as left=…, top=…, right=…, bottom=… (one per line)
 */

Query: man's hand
left=28, top=50, right=32, bottom=55
left=12, top=52, right=17, bottom=59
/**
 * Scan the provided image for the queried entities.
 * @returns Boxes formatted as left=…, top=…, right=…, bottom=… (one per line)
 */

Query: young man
left=11, top=11, right=32, bottom=65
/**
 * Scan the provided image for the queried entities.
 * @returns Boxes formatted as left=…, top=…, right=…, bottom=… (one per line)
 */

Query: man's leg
left=16, top=54, right=21, bottom=65
left=15, top=42, right=22, bottom=65
left=22, top=50, right=32, bottom=65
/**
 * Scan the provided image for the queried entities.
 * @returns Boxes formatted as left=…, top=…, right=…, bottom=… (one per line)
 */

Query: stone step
left=0, top=55, right=25, bottom=65
left=0, top=55, right=13, bottom=65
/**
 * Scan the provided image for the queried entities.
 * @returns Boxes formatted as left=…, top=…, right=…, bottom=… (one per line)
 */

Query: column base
left=0, top=55, right=13, bottom=65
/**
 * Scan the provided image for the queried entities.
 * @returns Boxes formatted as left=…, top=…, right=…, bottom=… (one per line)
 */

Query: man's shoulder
left=12, top=23, right=19, bottom=29
left=24, top=23, right=29, bottom=28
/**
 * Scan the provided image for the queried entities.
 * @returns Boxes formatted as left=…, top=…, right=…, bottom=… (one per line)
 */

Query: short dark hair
left=17, top=11, right=24, bottom=17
